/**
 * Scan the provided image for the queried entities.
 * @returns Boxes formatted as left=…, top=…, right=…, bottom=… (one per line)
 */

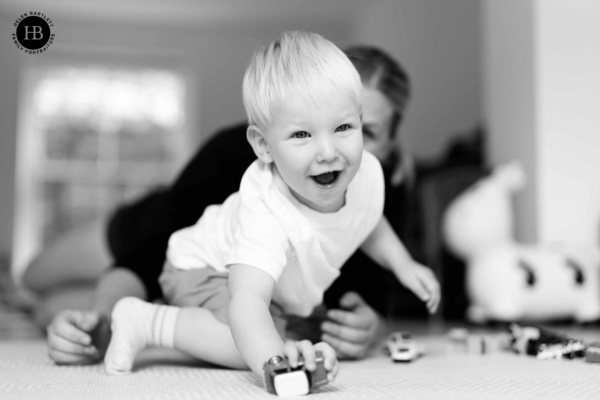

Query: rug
left=1, top=337, right=599, bottom=400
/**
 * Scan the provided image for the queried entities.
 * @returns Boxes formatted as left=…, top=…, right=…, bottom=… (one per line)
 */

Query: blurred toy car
left=585, top=342, right=600, bottom=363
left=446, top=327, right=509, bottom=355
left=508, top=323, right=586, bottom=360
left=383, top=331, right=420, bottom=362
left=263, top=351, right=328, bottom=396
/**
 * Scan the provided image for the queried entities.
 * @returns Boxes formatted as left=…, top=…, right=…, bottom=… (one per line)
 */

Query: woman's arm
left=47, top=267, right=148, bottom=365
left=22, top=221, right=110, bottom=294
left=92, top=267, right=148, bottom=316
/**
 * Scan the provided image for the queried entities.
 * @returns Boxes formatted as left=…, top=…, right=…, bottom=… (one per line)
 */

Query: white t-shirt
left=167, top=150, right=384, bottom=316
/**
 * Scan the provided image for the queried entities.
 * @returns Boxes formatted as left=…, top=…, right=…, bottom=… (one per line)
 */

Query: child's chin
left=314, top=194, right=346, bottom=212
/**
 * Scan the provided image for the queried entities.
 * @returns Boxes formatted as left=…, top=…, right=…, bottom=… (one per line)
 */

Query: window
left=13, top=60, right=189, bottom=275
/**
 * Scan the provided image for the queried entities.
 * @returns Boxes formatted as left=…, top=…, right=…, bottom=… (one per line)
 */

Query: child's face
left=263, top=88, right=363, bottom=213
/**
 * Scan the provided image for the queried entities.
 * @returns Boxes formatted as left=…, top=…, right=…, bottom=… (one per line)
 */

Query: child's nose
left=316, top=137, right=339, bottom=162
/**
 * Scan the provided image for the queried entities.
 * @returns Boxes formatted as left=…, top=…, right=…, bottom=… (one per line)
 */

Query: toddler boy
left=104, top=31, right=440, bottom=384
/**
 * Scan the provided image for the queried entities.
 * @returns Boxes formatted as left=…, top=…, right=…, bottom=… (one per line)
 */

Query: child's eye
left=292, top=131, right=310, bottom=139
left=336, top=124, right=352, bottom=132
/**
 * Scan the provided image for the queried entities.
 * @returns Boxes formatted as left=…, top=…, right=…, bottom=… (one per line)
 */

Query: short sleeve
left=363, top=151, right=385, bottom=223
left=345, top=151, right=385, bottom=234
left=226, top=171, right=290, bottom=282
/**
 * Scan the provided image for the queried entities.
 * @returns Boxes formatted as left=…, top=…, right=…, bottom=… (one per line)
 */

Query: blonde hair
left=345, top=45, right=413, bottom=186
left=345, top=46, right=411, bottom=139
left=243, top=31, right=362, bottom=129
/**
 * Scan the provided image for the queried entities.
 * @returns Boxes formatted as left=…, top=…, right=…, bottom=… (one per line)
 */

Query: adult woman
left=36, top=46, right=418, bottom=365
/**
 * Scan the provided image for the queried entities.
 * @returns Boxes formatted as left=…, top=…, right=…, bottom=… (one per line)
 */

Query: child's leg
left=174, top=307, right=246, bottom=368
left=104, top=297, right=245, bottom=375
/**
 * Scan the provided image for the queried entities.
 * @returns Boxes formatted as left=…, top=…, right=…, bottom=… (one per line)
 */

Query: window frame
left=12, top=46, right=197, bottom=279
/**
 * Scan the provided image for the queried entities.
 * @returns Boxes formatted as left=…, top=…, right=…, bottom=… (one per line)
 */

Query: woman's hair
left=344, top=46, right=411, bottom=139
left=243, top=31, right=362, bottom=129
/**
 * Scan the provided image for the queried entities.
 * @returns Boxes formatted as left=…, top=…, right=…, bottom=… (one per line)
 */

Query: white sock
left=104, top=297, right=179, bottom=375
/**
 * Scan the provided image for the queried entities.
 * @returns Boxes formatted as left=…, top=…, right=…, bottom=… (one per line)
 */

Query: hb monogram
left=23, top=26, right=44, bottom=40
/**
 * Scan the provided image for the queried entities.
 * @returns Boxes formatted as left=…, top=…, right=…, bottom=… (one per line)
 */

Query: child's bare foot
left=104, top=297, right=177, bottom=375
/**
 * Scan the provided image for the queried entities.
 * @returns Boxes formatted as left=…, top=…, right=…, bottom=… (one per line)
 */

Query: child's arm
left=360, top=217, right=441, bottom=314
left=228, top=263, right=285, bottom=374
left=228, top=264, right=338, bottom=379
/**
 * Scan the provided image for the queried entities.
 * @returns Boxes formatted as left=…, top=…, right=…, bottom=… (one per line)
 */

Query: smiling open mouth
left=311, top=171, right=340, bottom=186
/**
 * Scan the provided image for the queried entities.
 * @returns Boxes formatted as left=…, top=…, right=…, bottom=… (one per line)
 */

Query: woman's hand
left=281, top=340, right=339, bottom=383
left=46, top=310, right=110, bottom=365
left=321, top=292, right=382, bottom=360
left=396, top=261, right=441, bottom=314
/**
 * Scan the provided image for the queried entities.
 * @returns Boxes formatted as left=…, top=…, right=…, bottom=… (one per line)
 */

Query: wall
left=0, top=15, right=21, bottom=262
left=537, top=0, right=600, bottom=245
left=483, top=0, right=600, bottom=246
left=353, top=0, right=482, bottom=161
left=482, top=0, right=538, bottom=242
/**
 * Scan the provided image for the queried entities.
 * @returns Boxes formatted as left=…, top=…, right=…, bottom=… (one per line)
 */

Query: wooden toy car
left=263, top=351, right=328, bottom=396
left=383, top=331, right=420, bottom=362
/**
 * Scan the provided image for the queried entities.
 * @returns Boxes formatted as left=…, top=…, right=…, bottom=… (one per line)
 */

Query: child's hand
left=282, top=340, right=339, bottom=382
left=396, top=261, right=441, bottom=314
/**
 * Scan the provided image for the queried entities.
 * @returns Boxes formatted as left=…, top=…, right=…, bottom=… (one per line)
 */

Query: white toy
left=383, top=332, right=421, bottom=362
left=442, top=162, right=600, bottom=323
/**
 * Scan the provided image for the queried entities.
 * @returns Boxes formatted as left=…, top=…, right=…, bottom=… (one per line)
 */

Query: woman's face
left=360, top=86, right=397, bottom=164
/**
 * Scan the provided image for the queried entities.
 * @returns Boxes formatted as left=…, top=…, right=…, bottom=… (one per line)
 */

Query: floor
left=2, top=274, right=600, bottom=399
left=2, top=327, right=600, bottom=400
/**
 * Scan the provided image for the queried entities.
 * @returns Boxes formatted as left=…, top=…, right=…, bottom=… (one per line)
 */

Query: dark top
left=107, top=122, right=421, bottom=316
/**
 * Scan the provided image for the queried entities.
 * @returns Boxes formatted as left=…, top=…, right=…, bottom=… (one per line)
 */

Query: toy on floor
left=585, top=342, right=600, bottom=363
left=263, top=351, right=328, bottom=396
left=383, top=331, right=421, bottom=362
left=442, top=161, right=600, bottom=323
left=446, top=327, right=508, bottom=355
left=508, top=323, right=586, bottom=360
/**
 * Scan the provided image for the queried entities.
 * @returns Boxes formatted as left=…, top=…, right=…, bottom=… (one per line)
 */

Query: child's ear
left=246, top=125, right=274, bottom=164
